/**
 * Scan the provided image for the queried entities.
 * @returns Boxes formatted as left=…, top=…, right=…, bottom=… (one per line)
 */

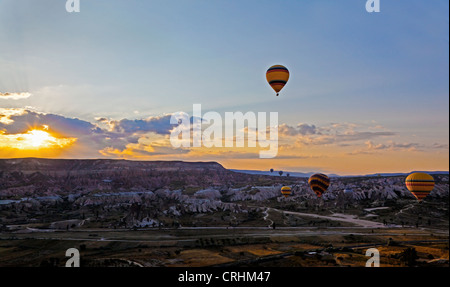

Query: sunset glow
left=0, top=128, right=76, bottom=151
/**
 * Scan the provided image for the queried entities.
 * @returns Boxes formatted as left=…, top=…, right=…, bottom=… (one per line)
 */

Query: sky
left=0, top=0, right=448, bottom=175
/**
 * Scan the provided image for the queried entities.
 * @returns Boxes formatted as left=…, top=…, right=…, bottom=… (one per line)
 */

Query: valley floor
left=0, top=224, right=448, bottom=267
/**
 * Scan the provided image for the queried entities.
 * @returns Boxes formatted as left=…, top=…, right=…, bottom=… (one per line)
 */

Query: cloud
left=279, top=123, right=317, bottom=137
left=279, top=122, right=395, bottom=145
left=108, top=115, right=175, bottom=135
left=0, top=108, right=99, bottom=136
left=95, top=117, right=109, bottom=123
left=365, top=141, right=387, bottom=150
left=431, top=143, right=449, bottom=149
left=0, top=92, right=32, bottom=100
left=297, top=130, right=396, bottom=146
left=320, top=122, right=359, bottom=134
left=365, top=140, right=422, bottom=151
left=1, top=108, right=444, bottom=165
left=0, top=108, right=28, bottom=124
left=0, top=108, right=185, bottom=158
left=99, top=138, right=190, bottom=159
left=0, top=109, right=106, bottom=157
left=369, top=125, right=385, bottom=130
left=349, top=140, right=448, bottom=156
left=278, top=124, right=299, bottom=137
left=335, top=131, right=397, bottom=143
left=297, top=123, right=317, bottom=135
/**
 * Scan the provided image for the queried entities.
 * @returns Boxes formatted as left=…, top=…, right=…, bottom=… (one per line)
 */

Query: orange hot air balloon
left=308, top=173, right=330, bottom=198
left=405, top=172, right=435, bottom=201
left=281, top=186, right=292, bottom=198
left=266, top=65, right=289, bottom=96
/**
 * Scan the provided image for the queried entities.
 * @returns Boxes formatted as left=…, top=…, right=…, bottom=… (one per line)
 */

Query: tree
left=401, top=248, right=418, bottom=267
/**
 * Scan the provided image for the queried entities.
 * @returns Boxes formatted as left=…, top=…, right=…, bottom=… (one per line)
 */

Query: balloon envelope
left=281, top=186, right=292, bottom=198
left=308, top=173, right=330, bottom=198
left=405, top=172, right=435, bottom=201
left=266, top=65, right=289, bottom=96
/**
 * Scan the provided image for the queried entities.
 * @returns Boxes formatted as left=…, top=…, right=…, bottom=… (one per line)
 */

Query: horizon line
left=1, top=157, right=448, bottom=177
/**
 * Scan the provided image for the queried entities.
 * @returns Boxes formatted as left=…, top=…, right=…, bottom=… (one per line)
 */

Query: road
left=266, top=207, right=390, bottom=228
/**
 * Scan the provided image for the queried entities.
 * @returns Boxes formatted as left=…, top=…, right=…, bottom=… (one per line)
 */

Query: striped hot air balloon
left=266, top=65, right=289, bottom=96
left=308, top=173, right=330, bottom=198
left=405, top=172, right=435, bottom=201
left=281, top=186, right=292, bottom=198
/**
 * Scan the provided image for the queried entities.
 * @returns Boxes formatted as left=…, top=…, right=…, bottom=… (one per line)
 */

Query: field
left=0, top=225, right=447, bottom=267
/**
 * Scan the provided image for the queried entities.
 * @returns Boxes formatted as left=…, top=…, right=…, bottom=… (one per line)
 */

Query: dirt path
left=268, top=208, right=389, bottom=228
left=262, top=208, right=274, bottom=228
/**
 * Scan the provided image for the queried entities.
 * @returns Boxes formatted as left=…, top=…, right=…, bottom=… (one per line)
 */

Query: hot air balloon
left=281, top=186, right=292, bottom=198
left=308, top=173, right=330, bottom=198
left=266, top=65, right=289, bottom=96
left=405, top=172, right=435, bottom=201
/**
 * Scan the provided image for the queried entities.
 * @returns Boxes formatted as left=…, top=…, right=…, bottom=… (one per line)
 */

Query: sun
left=0, top=127, right=77, bottom=151
left=18, top=129, right=76, bottom=150
left=24, top=130, right=54, bottom=148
